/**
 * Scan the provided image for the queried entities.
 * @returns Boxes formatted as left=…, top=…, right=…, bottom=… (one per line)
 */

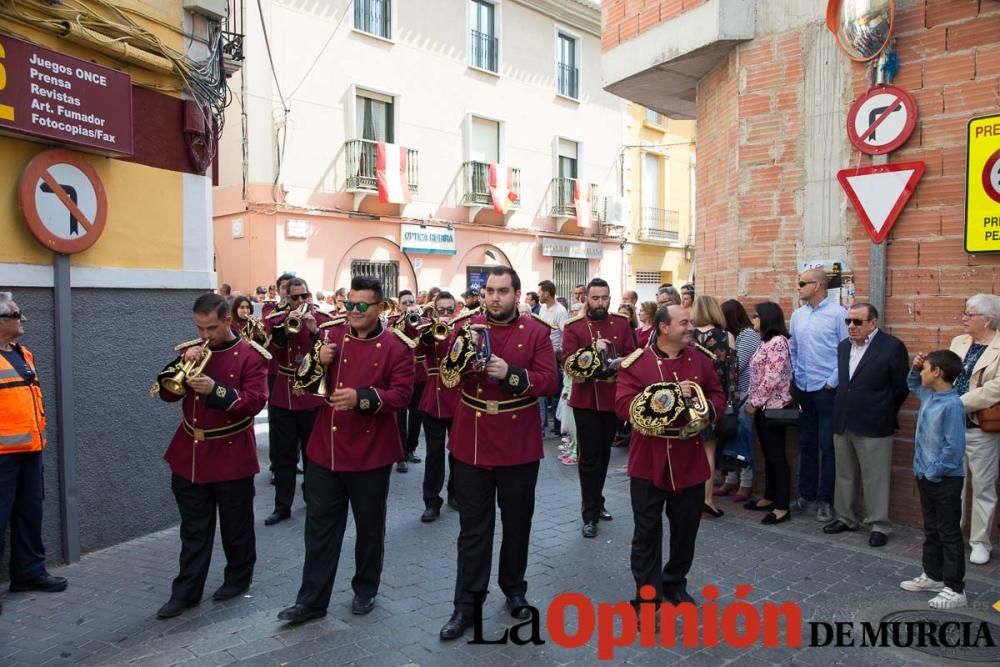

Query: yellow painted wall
left=0, top=136, right=184, bottom=269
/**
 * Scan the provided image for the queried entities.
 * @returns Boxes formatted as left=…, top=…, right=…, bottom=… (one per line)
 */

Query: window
left=470, top=0, right=498, bottom=72
left=470, top=116, right=500, bottom=163
left=351, top=259, right=399, bottom=298
left=557, top=33, right=578, bottom=98
left=354, top=0, right=391, bottom=39
left=645, top=108, right=661, bottom=125
left=552, top=258, right=589, bottom=303
left=356, top=90, right=394, bottom=143
left=558, top=138, right=578, bottom=179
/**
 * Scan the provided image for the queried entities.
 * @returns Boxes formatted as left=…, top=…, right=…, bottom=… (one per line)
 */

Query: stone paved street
left=1, top=419, right=998, bottom=666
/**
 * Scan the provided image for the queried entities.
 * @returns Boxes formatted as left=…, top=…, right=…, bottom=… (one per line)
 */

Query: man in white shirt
left=538, top=280, right=569, bottom=434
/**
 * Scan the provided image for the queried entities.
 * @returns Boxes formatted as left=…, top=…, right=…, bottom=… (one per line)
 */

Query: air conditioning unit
left=183, top=0, right=228, bottom=21
left=604, top=195, right=630, bottom=227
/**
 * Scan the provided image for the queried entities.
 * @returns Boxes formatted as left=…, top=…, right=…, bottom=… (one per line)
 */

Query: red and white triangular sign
left=837, top=161, right=925, bottom=243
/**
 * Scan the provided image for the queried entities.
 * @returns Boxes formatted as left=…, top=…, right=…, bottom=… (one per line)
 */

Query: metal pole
left=53, top=253, right=80, bottom=562
left=868, top=54, right=889, bottom=323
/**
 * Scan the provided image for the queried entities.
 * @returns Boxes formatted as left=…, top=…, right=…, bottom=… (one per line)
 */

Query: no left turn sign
left=847, top=85, right=918, bottom=155
left=17, top=149, right=108, bottom=254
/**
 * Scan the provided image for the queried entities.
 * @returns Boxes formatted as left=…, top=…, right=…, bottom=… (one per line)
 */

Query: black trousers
left=170, top=474, right=256, bottom=603
left=295, top=463, right=392, bottom=610
left=269, top=405, right=318, bottom=513
left=422, top=414, right=455, bottom=509
left=452, top=459, right=539, bottom=613
left=396, top=382, right=425, bottom=457
left=0, top=452, right=47, bottom=582
left=755, top=411, right=790, bottom=510
left=917, top=476, right=965, bottom=593
left=574, top=408, right=620, bottom=522
left=630, top=478, right=703, bottom=600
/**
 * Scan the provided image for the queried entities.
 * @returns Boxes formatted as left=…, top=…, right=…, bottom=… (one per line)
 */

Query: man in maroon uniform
left=155, top=294, right=269, bottom=619
left=263, top=278, right=339, bottom=525
left=278, top=276, right=415, bottom=624
left=393, top=289, right=425, bottom=473
left=261, top=272, right=294, bottom=486
left=615, top=304, right=725, bottom=606
left=562, top=277, right=637, bottom=538
left=439, top=267, right=558, bottom=641
left=418, top=291, right=461, bottom=522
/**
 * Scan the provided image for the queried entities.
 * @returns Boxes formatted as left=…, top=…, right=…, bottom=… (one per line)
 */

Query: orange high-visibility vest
left=0, top=344, right=46, bottom=454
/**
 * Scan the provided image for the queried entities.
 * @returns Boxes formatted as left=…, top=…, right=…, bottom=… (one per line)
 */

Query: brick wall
left=601, top=0, right=711, bottom=51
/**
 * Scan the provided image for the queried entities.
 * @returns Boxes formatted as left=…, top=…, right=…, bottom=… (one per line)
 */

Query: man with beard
left=462, top=288, right=482, bottom=315
left=393, top=290, right=425, bottom=474
left=439, top=267, right=558, bottom=640
left=562, top=278, right=637, bottom=538
left=615, top=304, right=725, bottom=606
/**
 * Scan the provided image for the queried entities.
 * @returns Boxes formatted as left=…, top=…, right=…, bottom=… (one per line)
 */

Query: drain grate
left=879, top=610, right=1000, bottom=663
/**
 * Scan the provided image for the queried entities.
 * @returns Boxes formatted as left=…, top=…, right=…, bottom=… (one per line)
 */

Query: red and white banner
left=376, top=143, right=411, bottom=204
left=574, top=180, right=591, bottom=228
left=489, top=163, right=518, bottom=214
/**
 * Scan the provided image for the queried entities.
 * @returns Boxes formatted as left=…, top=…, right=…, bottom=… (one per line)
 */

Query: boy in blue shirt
left=900, top=350, right=967, bottom=609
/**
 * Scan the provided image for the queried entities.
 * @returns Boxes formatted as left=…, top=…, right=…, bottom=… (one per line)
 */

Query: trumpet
left=239, top=317, right=270, bottom=347
left=430, top=318, right=451, bottom=341
left=162, top=341, right=212, bottom=397
left=285, top=304, right=312, bottom=335
left=440, top=323, right=491, bottom=388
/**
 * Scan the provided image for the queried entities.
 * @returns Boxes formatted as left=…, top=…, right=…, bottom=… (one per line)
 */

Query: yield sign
left=837, top=162, right=925, bottom=243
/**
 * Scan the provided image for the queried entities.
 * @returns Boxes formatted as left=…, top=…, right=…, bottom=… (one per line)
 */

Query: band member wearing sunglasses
left=264, top=278, right=342, bottom=526
left=416, top=291, right=461, bottom=522
left=153, top=294, right=269, bottom=619
left=562, top=277, right=637, bottom=539
left=279, top=276, right=415, bottom=624
left=439, top=267, right=558, bottom=641
left=390, top=290, right=425, bottom=474
left=0, top=293, right=68, bottom=616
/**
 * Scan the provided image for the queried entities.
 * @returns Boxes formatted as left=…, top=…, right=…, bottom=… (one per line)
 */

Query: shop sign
left=541, top=238, right=603, bottom=259
left=401, top=224, right=456, bottom=255
left=0, top=34, right=133, bottom=155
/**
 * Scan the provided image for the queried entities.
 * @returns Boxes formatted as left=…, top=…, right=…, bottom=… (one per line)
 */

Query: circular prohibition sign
left=846, top=84, right=918, bottom=156
left=17, top=149, right=108, bottom=254
left=982, top=148, right=1000, bottom=204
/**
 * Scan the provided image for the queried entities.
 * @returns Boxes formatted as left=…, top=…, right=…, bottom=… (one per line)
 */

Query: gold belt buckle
left=192, top=427, right=206, bottom=441
left=485, top=400, right=499, bottom=415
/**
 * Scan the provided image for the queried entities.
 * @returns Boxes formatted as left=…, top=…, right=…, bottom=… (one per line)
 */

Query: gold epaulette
left=693, top=342, right=717, bottom=360
left=265, top=307, right=289, bottom=320
left=452, top=310, right=476, bottom=325
left=392, top=328, right=417, bottom=349
left=319, top=317, right=347, bottom=329
left=564, top=313, right=585, bottom=326
left=610, top=311, right=629, bottom=319
left=531, top=313, right=556, bottom=330
left=173, top=338, right=204, bottom=352
left=248, top=339, right=273, bottom=360
left=621, top=347, right=644, bottom=369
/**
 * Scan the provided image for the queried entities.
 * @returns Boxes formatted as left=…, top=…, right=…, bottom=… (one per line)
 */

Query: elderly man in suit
left=823, top=303, right=909, bottom=547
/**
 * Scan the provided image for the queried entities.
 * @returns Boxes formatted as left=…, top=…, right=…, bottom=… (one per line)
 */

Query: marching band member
left=394, top=289, right=426, bottom=473
left=263, top=278, right=340, bottom=526
left=278, top=276, right=415, bottom=624
left=153, top=294, right=269, bottom=619
left=615, top=304, right=725, bottom=607
left=562, top=277, right=637, bottom=538
left=439, top=267, right=558, bottom=640
left=232, top=295, right=271, bottom=348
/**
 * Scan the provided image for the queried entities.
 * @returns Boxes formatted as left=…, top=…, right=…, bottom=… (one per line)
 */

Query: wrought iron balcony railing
left=470, top=29, right=499, bottom=72
left=557, top=63, right=578, bottom=98
left=462, top=161, right=520, bottom=208
left=639, top=207, right=681, bottom=241
left=550, top=177, right=600, bottom=220
left=221, top=0, right=245, bottom=73
left=345, top=139, right=419, bottom=194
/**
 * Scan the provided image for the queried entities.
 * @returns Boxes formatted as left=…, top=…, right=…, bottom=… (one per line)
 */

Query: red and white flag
left=489, top=163, right=518, bottom=214
left=574, top=180, right=591, bottom=228
left=376, top=143, right=411, bottom=204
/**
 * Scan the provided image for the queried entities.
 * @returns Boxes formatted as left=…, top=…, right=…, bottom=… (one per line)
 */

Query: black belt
left=460, top=393, right=537, bottom=415
left=278, top=365, right=296, bottom=377
left=183, top=417, right=253, bottom=441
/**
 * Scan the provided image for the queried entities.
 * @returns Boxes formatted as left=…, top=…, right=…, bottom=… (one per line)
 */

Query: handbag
left=976, top=404, right=1000, bottom=432
left=715, top=398, right=743, bottom=442
left=761, top=338, right=799, bottom=427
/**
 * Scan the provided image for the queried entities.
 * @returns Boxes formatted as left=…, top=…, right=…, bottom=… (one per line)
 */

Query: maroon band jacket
left=266, top=309, right=340, bottom=411
left=417, top=334, right=461, bottom=419
left=562, top=311, right=637, bottom=412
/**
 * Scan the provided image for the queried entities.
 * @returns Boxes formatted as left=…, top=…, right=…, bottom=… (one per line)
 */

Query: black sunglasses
left=287, top=293, right=310, bottom=302
left=844, top=318, right=869, bottom=326
left=344, top=300, right=379, bottom=313
left=798, top=281, right=817, bottom=288
left=436, top=306, right=456, bottom=314
left=0, top=311, right=23, bottom=320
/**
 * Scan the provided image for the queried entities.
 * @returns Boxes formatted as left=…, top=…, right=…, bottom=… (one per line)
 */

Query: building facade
left=0, top=0, right=236, bottom=563
left=602, top=0, right=1000, bottom=533
left=622, top=103, right=695, bottom=303
left=215, top=0, right=627, bottom=301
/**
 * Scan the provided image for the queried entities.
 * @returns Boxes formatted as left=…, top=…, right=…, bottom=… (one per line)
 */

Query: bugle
left=162, top=340, right=212, bottom=397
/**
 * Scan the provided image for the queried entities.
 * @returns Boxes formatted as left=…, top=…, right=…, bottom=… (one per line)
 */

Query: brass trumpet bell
left=431, top=319, right=451, bottom=341
left=286, top=306, right=305, bottom=335
left=162, top=346, right=212, bottom=397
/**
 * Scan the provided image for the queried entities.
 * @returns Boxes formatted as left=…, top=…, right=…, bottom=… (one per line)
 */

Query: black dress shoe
left=9, top=574, right=68, bottom=593
left=582, top=521, right=598, bottom=538
left=156, top=599, right=197, bottom=619
left=421, top=507, right=440, bottom=523
left=396, top=460, right=408, bottom=473
left=599, top=508, right=613, bottom=521
left=822, top=519, right=859, bottom=534
left=264, top=510, right=290, bottom=526
left=505, top=594, right=531, bottom=620
left=351, top=594, right=375, bottom=615
left=663, top=589, right=696, bottom=606
left=703, top=503, right=724, bottom=518
left=277, top=604, right=327, bottom=624
left=440, top=611, right=473, bottom=640
left=744, top=499, right=776, bottom=511
left=408, top=454, right=422, bottom=464
left=761, top=511, right=791, bottom=525
left=869, top=531, right=888, bottom=547
left=447, top=496, right=459, bottom=510
left=212, top=583, right=249, bottom=601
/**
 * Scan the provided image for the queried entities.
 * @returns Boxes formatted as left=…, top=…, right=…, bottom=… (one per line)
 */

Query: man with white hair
left=948, top=293, right=1000, bottom=565
left=0, top=291, right=68, bottom=615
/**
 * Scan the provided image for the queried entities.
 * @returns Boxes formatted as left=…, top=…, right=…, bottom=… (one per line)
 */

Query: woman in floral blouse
left=744, top=301, right=794, bottom=525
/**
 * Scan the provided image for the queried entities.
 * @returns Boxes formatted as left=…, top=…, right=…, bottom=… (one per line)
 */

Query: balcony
left=557, top=63, right=578, bottom=99
left=462, top=161, right=520, bottom=209
left=550, top=177, right=600, bottom=221
left=221, top=0, right=245, bottom=76
left=470, top=29, right=499, bottom=73
left=639, top=207, right=681, bottom=242
left=345, top=139, right=418, bottom=204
